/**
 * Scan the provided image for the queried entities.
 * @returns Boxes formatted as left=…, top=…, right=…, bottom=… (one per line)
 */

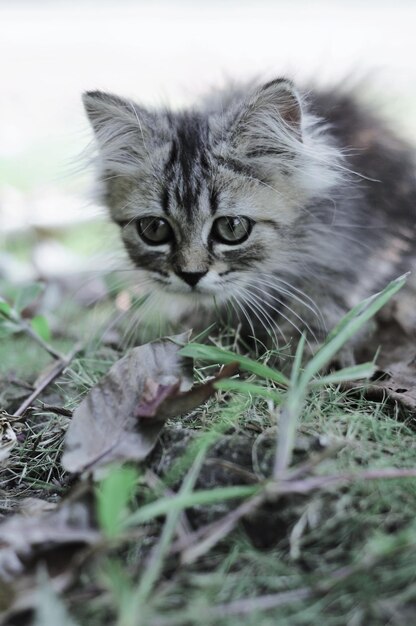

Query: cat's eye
left=211, top=216, right=253, bottom=245
left=137, top=217, right=173, bottom=245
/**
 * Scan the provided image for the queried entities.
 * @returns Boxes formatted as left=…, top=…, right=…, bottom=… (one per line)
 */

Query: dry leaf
left=0, top=485, right=98, bottom=617
left=352, top=277, right=416, bottom=413
left=61, top=332, right=238, bottom=476
left=18, top=497, right=58, bottom=517
left=0, top=418, right=17, bottom=463
left=365, top=353, right=416, bottom=412
left=135, top=361, right=239, bottom=421
left=0, top=352, right=239, bottom=619
left=61, top=332, right=193, bottom=475
left=135, top=378, right=182, bottom=418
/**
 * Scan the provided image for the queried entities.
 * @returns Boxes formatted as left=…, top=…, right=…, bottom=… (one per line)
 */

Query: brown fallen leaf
left=61, top=332, right=193, bottom=475
left=18, top=497, right=58, bottom=518
left=360, top=353, right=416, bottom=412
left=0, top=417, right=17, bottom=464
left=0, top=483, right=99, bottom=618
left=351, top=280, right=416, bottom=413
left=135, top=361, right=239, bottom=421
left=135, top=378, right=182, bottom=418
left=61, top=332, right=239, bottom=475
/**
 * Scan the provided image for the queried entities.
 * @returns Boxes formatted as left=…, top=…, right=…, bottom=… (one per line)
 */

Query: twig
left=13, top=342, right=83, bottom=418
left=284, top=443, right=345, bottom=481
left=149, top=587, right=312, bottom=626
left=203, top=458, right=258, bottom=483
left=171, top=467, right=416, bottom=563
left=152, top=516, right=416, bottom=626
left=38, top=403, right=73, bottom=417
left=199, top=587, right=312, bottom=617
left=19, top=318, right=64, bottom=360
left=265, top=467, right=416, bottom=497
left=0, top=410, right=25, bottom=423
left=0, top=308, right=63, bottom=360
left=5, top=376, right=34, bottom=391
left=171, top=491, right=266, bottom=563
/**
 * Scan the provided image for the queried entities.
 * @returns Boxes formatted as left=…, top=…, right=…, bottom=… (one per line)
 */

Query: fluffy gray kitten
left=83, top=78, right=416, bottom=355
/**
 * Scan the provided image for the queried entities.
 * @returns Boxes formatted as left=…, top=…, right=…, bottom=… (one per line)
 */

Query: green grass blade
left=274, top=393, right=306, bottom=478
left=124, top=484, right=260, bottom=528
left=31, top=315, right=51, bottom=342
left=273, top=274, right=407, bottom=477
left=290, top=333, right=306, bottom=387
left=311, top=362, right=375, bottom=387
left=214, top=379, right=283, bottom=402
left=134, top=448, right=207, bottom=604
left=180, top=343, right=289, bottom=386
left=0, top=298, right=12, bottom=316
left=303, top=273, right=407, bottom=381
left=322, top=273, right=408, bottom=348
left=96, top=466, right=139, bottom=538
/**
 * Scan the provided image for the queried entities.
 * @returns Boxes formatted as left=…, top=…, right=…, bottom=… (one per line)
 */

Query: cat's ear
left=82, top=90, right=160, bottom=174
left=230, top=79, right=303, bottom=160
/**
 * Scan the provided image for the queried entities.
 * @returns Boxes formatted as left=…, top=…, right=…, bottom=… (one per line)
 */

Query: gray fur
left=83, top=79, right=416, bottom=353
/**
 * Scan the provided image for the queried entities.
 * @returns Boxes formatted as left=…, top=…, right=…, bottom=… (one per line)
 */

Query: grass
left=0, top=273, right=415, bottom=626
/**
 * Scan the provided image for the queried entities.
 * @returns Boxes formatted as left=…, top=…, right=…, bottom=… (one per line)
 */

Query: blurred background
left=1, top=0, right=416, bottom=283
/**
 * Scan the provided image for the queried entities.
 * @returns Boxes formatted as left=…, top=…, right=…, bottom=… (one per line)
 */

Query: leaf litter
left=0, top=483, right=99, bottom=619
left=1, top=273, right=416, bottom=625
left=353, top=279, right=416, bottom=414
left=0, top=330, right=240, bottom=619
left=61, top=331, right=239, bottom=475
left=0, top=415, right=17, bottom=463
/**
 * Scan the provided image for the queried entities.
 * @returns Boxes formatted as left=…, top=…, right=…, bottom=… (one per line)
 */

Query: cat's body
left=83, top=79, right=416, bottom=356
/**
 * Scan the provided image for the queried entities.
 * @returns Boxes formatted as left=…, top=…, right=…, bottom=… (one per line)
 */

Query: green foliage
left=275, top=274, right=406, bottom=474
left=96, top=465, right=139, bottom=538
left=31, top=315, right=51, bottom=342
left=4, top=272, right=415, bottom=626
left=13, top=283, right=44, bottom=313
left=180, top=343, right=289, bottom=386
left=123, top=484, right=260, bottom=529
left=0, top=283, right=51, bottom=343
left=302, top=273, right=407, bottom=379
left=101, top=559, right=136, bottom=626
left=0, top=299, right=12, bottom=316
left=215, top=378, right=283, bottom=402
left=0, top=282, right=63, bottom=369
left=0, top=295, right=19, bottom=337
left=184, top=275, right=406, bottom=477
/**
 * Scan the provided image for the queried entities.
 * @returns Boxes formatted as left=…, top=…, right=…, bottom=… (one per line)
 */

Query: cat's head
left=83, top=79, right=342, bottom=315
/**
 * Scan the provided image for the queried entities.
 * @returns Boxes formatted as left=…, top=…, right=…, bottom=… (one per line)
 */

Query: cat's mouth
left=148, top=276, right=233, bottom=308
left=151, top=271, right=224, bottom=297
left=157, top=281, right=218, bottom=297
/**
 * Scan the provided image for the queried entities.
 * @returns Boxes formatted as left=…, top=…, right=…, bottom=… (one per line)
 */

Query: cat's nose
left=176, top=270, right=208, bottom=287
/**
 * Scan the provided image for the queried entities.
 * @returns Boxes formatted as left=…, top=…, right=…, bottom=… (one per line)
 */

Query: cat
left=82, top=78, right=416, bottom=358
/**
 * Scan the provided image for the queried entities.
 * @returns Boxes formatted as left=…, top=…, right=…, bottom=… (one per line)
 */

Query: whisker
left=120, top=291, right=156, bottom=347
left=259, top=273, right=324, bottom=319
left=251, top=278, right=323, bottom=340
left=232, top=294, right=259, bottom=351
left=237, top=281, right=314, bottom=353
left=247, top=282, right=317, bottom=347
left=236, top=285, right=284, bottom=349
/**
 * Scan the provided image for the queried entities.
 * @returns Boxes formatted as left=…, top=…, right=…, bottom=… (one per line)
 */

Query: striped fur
left=83, top=79, right=416, bottom=354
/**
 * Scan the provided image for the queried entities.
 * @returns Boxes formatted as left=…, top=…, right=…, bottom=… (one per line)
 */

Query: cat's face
left=106, top=144, right=300, bottom=307
left=83, top=80, right=340, bottom=314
